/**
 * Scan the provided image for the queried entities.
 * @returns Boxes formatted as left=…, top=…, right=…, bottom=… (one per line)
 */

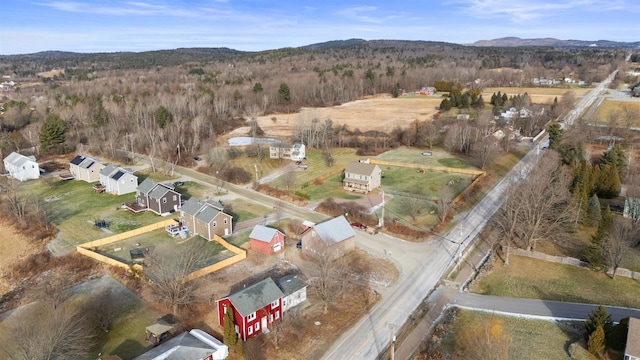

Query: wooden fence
left=77, top=219, right=247, bottom=282
left=512, top=248, right=640, bottom=280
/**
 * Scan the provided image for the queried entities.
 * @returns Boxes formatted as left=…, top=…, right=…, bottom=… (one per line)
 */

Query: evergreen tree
left=595, top=164, right=621, bottom=198
left=473, top=94, right=485, bottom=108
left=223, top=309, right=238, bottom=348
left=253, top=82, right=263, bottom=93
left=501, top=92, right=508, bottom=105
left=278, top=83, right=291, bottom=104
left=39, top=113, right=66, bottom=153
left=584, top=305, right=613, bottom=342
left=587, top=194, right=602, bottom=225
left=154, top=105, right=173, bottom=128
left=490, top=92, right=497, bottom=105
left=439, top=98, right=452, bottom=111
left=602, top=146, right=626, bottom=175
left=608, top=317, right=629, bottom=351
left=587, top=325, right=606, bottom=357
left=547, top=123, right=564, bottom=149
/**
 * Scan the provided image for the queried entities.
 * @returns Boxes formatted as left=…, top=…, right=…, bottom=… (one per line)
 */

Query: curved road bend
left=453, top=293, right=640, bottom=322
left=321, top=70, right=618, bottom=360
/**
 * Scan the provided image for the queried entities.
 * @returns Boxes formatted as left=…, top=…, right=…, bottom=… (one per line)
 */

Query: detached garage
left=249, top=225, right=285, bottom=255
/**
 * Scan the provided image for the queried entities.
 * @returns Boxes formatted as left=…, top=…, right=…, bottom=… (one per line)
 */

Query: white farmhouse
left=3, top=152, right=40, bottom=181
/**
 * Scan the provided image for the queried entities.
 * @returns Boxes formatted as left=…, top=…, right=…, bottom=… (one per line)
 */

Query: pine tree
left=39, top=113, right=66, bottom=153
left=595, top=164, right=621, bottom=198
left=587, top=194, right=602, bottom=225
left=547, top=123, right=564, bottom=149
left=584, top=305, right=613, bottom=342
left=154, top=105, right=173, bottom=128
left=439, top=98, right=452, bottom=111
left=223, top=308, right=239, bottom=351
left=278, top=83, right=291, bottom=104
left=587, top=325, right=606, bottom=356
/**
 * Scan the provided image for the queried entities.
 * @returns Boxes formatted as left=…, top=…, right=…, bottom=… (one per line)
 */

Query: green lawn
left=471, top=255, right=640, bottom=308
left=21, top=179, right=162, bottom=252
left=380, top=196, right=439, bottom=229
left=380, top=166, right=472, bottom=198
left=441, top=309, right=581, bottom=360
left=375, top=147, right=474, bottom=169
left=296, top=173, right=363, bottom=201
left=225, top=199, right=272, bottom=223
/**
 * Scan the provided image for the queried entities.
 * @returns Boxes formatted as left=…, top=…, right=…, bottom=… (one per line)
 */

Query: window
left=275, top=312, right=279, bottom=320
left=271, top=300, right=279, bottom=308
left=224, top=218, right=228, bottom=224
left=269, top=314, right=273, bottom=323
left=247, top=312, right=256, bottom=321
left=247, top=326, right=253, bottom=335
left=163, top=198, right=167, bottom=203
left=213, top=221, right=217, bottom=227
left=255, top=323, right=259, bottom=331
left=173, top=195, right=177, bottom=201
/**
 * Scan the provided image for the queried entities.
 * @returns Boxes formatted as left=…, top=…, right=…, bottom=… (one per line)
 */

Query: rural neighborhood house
left=269, top=142, right=306, bottom=161
left=343, top=160, right=382, bottom=193
left=99, top=164, right=138, bottom=195
left=133, top=178, right=181, bottom=216
left=3, top=152, right=40, bottom=181
left=180, top=197, right=233, bottom=239
left=134, top=329, right=229, bottom=360
left=69, top=154, right=104, bottom=183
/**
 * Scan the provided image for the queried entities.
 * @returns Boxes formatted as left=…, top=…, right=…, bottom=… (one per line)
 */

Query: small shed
left=249, top=225, right=285, bottom=255
left=145, top=315, right=179, bottom=346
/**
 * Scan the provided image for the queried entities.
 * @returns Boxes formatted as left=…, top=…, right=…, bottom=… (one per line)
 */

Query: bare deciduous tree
left=280, top=170, right=296, bottom=190
left=144, top=240, right=209, bottom=314
left=309, top=249, right=346, bottom=314
left=436, top=186, right=455, bottom=224
left=601, top=218, right=637, bottom=279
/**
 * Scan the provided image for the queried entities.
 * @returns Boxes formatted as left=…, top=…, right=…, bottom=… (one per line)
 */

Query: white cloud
left=450, top=0, right=627, bottom=21
left=335, top=6, right=384, bottom=23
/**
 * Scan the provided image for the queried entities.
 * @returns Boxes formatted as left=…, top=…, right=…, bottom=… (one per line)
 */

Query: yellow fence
left=369, top=159, right=486, bottom=176
left=453, top=173, right=485, bottom=204
left=77, top=219, right=247, bottom=283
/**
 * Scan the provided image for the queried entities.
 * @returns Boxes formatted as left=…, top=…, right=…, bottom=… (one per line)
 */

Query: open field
left=21, top=178, right=162, bottom=252
left=482, top=86, right=592, bottom=104
left=588, top=98, right=640, bottom=126
left=471, top=255, right=640, bottom=308
left=436, top=309, right=581, bottom=360
left=233, top=95, right=443, bottom=138
left=381, top=166, right=472, bottom=198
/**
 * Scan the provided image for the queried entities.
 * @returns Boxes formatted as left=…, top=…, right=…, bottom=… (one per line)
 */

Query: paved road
left=321, top=71, right=619, bottom=360
left=453, top=292, right=640, bottom=322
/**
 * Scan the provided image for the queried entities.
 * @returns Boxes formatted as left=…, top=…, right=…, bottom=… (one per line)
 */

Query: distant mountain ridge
left=471, top=37, right=640, bottom=48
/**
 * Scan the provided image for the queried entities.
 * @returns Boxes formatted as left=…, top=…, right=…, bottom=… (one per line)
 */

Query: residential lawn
left=133, top=169, right=179, bottom=183
left=173, top=180, right=212, bottom=200
left=20, top=178, right=162, bottom=252
left=375, top=146, right=474, bottom=169
left=485, top=147, right=529, bottom=177
left=442, top=309, right=580, bottom=360
left=97, top=230, right=230, bottom=267
left=225, top=232, right=250, bottom=248
left=380, top=166, right=472, bottom=198
left=380, top=196, right=439, bottom=229
left=296, top=173, right=363, bottom=201
left=471, top=255, right=640, bottom=308
left=225, top=199, right=272, bottom=223
left=589, top=98, right=640, bottom=126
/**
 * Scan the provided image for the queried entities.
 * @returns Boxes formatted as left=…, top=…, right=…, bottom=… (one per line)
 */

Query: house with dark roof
left=180, top=197, right=233, bottom=239
left=3, top=152, right=40, bottom=181
left=134, top=329, right=228, bottom=360
left=343, top=161, right=382, bottom=193
left=625, top=317, right=640, bottom=360
left=275, top=274, right=307, bottom=312
left=69, top=155, right=104, bottom=183
left=216, top=278, right=284, bottom=341
left=99, top=164, right=138, bottom=195
left=301, top=215, right=356, bottom=260
left=249, top=225, right=285, bottom=255
left=134, top=178, right=181, bottom=216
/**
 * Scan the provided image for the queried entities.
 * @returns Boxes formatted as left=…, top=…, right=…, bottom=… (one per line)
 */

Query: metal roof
left=313, top=215, right=355, bottom=245
left=226, top=278, right=283, bottom=317
left=249, top=225, right=282, bottom=243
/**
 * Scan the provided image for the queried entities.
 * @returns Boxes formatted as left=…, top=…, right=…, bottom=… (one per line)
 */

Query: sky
left=1, top=0, right=639, bottom=55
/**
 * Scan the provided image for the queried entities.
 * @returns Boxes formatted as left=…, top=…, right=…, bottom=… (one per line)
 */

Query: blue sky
left=1, top=0, right=638, bottom=54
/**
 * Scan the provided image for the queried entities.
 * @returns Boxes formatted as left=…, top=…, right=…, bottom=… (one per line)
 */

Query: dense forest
left=0, top=40, right=631, bottom=171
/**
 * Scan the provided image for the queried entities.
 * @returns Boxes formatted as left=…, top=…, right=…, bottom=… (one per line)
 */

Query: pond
left=227, top=137, right=281, bottom=146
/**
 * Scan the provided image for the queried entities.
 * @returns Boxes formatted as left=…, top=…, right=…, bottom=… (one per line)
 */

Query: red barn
left=216, top=278, right=284, bottom=341
left=249, top=225, right=285, bottom=255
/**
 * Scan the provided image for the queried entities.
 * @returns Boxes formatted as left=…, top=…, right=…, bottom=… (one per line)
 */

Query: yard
left=20, top=178, right=162, bottom=254
left=224, top=198, right=273, bottom=223
left=471, top=255, right=640, bottom=309
left=428, top=308, right=585, bottom=360
left=588, top=98, right=640, bottom=126
left=96, top=229, right=230, bottom=267
left=482, top=86, right=592, bottom=104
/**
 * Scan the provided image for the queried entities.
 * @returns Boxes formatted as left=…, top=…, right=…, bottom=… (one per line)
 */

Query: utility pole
left=254, top=163, right=259, bottom=183
left=379, top=188, right=385, bottom=228
left=389, top=324, right=395, bottom=360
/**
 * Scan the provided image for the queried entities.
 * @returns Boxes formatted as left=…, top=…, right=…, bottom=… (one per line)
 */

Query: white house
left=99, top=164, right=138, bottom=195
left=275, top=274, right=308, bottom=313
left=269, top=143, right=306, bottom=161
left=3, top=152, right=40, bottom=181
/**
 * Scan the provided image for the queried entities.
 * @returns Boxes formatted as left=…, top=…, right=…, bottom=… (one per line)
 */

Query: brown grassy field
left=483, top=86, right=591, bottom=104
left=241, top=95, right=443, bottom=138
left=589, top=98, right=640, bottom=125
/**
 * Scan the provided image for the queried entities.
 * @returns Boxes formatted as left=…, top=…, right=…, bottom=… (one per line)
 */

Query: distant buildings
left=269, top=143, right=306, bottom=161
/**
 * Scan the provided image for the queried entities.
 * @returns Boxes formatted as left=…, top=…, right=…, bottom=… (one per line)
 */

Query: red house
left=249, top=225, right=285, bottom=255
left=216, top=278, right=284, bottom=341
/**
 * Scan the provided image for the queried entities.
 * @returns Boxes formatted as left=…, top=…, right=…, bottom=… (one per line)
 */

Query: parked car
left=193, top=156, right=202, bottom=161
left=296, top=241, right=302, bottom=249
left=299, top=163, right=308, bottom=169
left=173, top=181, right=184, bottom=187
left=421, top=151, right=433, bottom=156
left=350, top=222, right=366, bottom=230
left=295, top=160, right=302, bottom=165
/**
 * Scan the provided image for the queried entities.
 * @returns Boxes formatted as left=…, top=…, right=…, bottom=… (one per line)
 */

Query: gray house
left=99, top=164, right=138, bottom=195
left=625, top=317, right=640, bottom=360
left=135, top=178, right=181, bottom=216
left=69, top=155, right=104, bottom=183
left=343, top=161, right=382, bottom=193
left=134, top=329, right=228, bottom=360
left=180, top=197, right=233, bottom=239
